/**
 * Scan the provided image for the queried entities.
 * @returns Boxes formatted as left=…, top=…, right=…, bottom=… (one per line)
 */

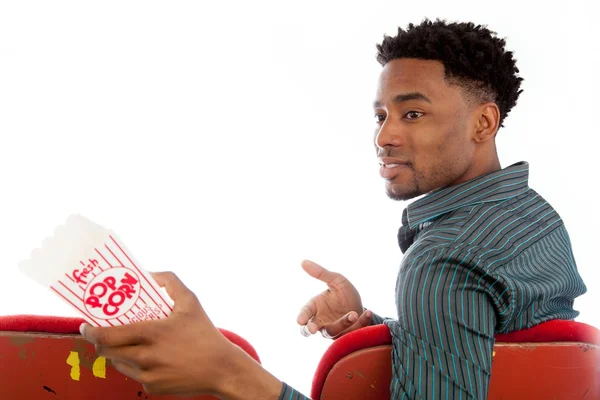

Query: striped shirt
left=281, top=161, right=586, bottom=399
left=280, top=383, right=310, bottom=400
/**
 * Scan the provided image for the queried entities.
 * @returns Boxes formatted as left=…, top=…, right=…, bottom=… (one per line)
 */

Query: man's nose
left=375, top=121, right=404, bottom=149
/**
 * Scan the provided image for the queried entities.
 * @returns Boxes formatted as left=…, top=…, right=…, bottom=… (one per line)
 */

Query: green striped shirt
left=281, top=161, right=586, bottom=399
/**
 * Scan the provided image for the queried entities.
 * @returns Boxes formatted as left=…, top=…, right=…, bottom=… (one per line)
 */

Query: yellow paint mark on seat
left=93, top=356, right=106, bottom=379
left=66, top=351, right=81, bottom=381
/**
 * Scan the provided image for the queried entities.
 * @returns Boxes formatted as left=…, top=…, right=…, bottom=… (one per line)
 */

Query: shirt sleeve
left=384, top=246, right=510, bottom=399
left=370, top=311, right=388, bottom=325
left=279, top=382, right=311, bottom=400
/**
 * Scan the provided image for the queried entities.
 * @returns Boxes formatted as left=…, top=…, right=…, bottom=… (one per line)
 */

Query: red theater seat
left=0, top=315, right=260, bottom=400
left=312, top=320, right=600, bottom=399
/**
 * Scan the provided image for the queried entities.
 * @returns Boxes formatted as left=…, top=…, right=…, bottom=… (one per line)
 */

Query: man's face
left=373, top=58, right=478, bottom=201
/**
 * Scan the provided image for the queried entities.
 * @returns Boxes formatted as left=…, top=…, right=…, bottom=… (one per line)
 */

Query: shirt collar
left=402, top=161, right=530, bottom=230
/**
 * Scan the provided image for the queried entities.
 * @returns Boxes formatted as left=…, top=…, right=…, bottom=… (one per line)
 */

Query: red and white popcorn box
left=18, top=215, right=173, bottom=327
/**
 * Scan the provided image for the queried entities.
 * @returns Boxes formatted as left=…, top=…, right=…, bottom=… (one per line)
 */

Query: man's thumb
left=301, top=260, right=338, bottom=285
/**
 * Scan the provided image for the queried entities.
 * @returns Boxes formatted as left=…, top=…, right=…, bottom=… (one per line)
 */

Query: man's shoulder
left=408, top=187, right=566, bottom=260
left=457, top=187, right=561, bottom=238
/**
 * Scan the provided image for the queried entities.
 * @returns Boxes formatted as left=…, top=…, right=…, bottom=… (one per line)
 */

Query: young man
left=81, top=19, right=586, bottom=399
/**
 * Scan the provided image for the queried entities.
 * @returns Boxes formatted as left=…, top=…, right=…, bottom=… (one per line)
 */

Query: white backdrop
left=1, top=0, right=598, bottom=395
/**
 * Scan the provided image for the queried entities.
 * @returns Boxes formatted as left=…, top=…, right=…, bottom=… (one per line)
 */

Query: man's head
left=373, top=19, right=523, bottom=201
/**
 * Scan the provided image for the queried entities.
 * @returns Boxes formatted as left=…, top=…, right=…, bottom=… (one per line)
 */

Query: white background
left=1, top=0, right=598, bottom=395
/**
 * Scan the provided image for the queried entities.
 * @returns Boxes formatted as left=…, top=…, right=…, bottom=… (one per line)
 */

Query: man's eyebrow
left=373, top=92, right=432, bottom=108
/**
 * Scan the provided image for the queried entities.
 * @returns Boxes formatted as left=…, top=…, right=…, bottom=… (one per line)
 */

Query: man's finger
left=150, top=271, right=195, bottom=303
left=337, top=309, right=373, bottom=338
left=111, top=359, right=144, bottom=382
left=318, top=311, right=359, bottom=339
left=96, top=344, right=155, bottom=369
left=296, top=299, right=317, bottom=326
left=80, top=322, right=149, bottom=347
left=301, top=260, right=339, bottom=286
left=306, top=317, right=323, bottom=335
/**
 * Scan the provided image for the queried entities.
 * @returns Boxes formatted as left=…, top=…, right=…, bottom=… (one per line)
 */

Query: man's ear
left=473, top=103, right=500, bottom=143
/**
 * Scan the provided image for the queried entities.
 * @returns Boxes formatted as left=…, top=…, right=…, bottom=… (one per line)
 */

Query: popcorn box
left=18, top=215, right=173, bottom=327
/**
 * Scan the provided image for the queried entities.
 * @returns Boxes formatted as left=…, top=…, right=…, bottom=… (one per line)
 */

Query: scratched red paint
left=0, top=332, right=220, bottom=399
left=318, top=342, right=600, bottom=399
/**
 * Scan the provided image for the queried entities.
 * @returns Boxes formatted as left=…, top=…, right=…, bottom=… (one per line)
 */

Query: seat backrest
left=0, top=315, right=260, bottom=400
left=312, top=320, right=600, bottom=399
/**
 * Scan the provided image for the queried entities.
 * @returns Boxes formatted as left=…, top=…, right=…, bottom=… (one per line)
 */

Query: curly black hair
left=376, top=19, right=523, bottom=128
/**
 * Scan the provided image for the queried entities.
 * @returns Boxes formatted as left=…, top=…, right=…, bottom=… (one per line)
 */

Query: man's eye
left=405, top=111, right=423, bottom=120
left=374, top=114, right=386, bottom=123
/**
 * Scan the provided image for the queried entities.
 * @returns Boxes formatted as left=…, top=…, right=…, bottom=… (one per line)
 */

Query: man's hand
left=297, top=260, right=372, bottom=339
left=79, top=272, right=246, bottom=397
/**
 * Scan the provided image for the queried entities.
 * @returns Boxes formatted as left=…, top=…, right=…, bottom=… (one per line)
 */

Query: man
left=81, top=19, right=586, bottom=399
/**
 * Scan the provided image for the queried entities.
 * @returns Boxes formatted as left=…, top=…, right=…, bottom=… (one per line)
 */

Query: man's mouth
left=380, top=163, right=403, bottom=168
left=378, top=158, right=410, bottom=179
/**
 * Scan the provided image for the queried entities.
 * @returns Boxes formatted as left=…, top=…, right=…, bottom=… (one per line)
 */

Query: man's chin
left=386, top=192, right=415, bottom=201
left=385, top=184, right=420, bottom=201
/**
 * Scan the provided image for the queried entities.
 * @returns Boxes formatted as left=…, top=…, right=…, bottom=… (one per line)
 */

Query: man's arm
left=80, top=272, right=313, bottom=399
left=217, top=344, right=311, bottom=400
left=385, top=246, right=509, bottom=399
